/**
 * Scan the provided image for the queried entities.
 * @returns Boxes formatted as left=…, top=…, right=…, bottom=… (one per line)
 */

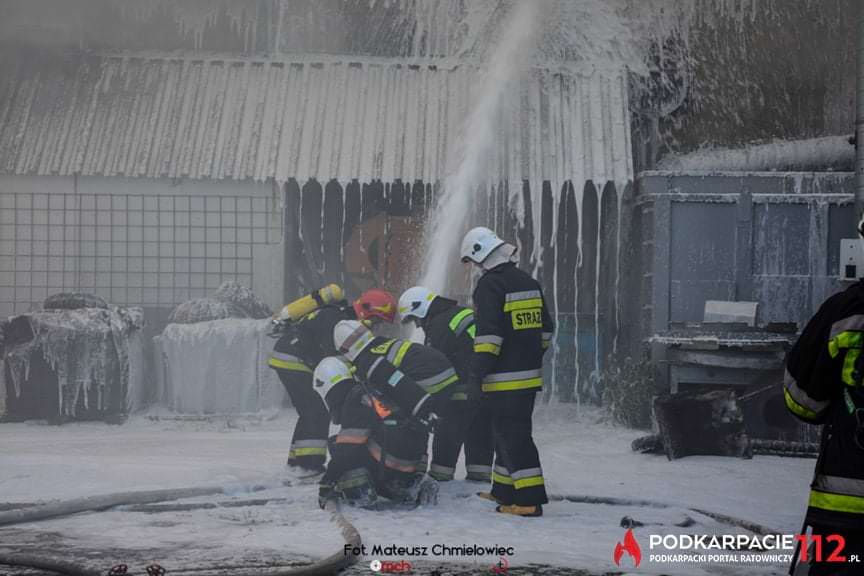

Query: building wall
left=638, top=171, right=856, bottom=340
left=632, top=0, right=856, bottom=170
left=0, top=175, right=283, bottom=318
left=634, top=171, right=856, bottom=394
left=0, top=46, right=635, bottom=402
left=281, top=175, right=634, bottom=404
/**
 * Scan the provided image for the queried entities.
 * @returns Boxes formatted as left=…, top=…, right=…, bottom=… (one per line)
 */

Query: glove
left=415, top=475, right=439, bottom=506
left=318, top=484, right=335, bottom=510
left=268, top=319, right=286, bottom=337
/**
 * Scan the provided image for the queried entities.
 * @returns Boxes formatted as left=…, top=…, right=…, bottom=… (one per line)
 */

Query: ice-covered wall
left=2, top=0, right=851, bottom=166
left=157, top=318, right=284, bottom=413
left=0, top=0, right=638, bottom=403
left=638, top=172, right=856, bottom=396
left=3, top=305, right=145, bottom=420
left=626, top=0, right=856, bottom=169
left=0, top=47, right=632, bottom=403
left=0, top=0, right=643, bottom=67
left=656, top=136, right=856, bottom=173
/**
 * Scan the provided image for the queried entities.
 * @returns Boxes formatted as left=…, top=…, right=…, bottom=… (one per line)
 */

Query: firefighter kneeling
left=333, top=319, right=468, bottom=481
left=314, top=357, right=438, bottom=509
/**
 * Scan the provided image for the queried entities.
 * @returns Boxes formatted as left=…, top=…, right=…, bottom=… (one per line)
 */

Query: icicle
left=592, top=183, right=603, bottom=399
left=341, top=181, right=348, bottom=265
left=4, top=308, right=143, bottom=419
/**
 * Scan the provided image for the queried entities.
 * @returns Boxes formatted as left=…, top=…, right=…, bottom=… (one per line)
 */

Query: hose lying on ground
left=286, top=499, right=362, bottom=576
left=2, top=486, right=777, bottom=574
left=123, top=496, right=292, bottom=513
left=688, top=507, right=776, bottom=536
left=548, top=493, right=671, bottom=509
left=0, top=552, right=101, bottom=576
left=549, top=494, right=779, bottom=536
left=0, top=486, right=238, bottom=527
left=0, top=484, right=361, bottom=576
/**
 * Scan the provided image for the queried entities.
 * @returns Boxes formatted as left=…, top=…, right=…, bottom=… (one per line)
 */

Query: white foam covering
left=157, top=319, right=284, bottom=414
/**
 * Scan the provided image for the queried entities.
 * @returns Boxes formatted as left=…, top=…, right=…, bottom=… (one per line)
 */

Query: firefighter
left=269, top=287, right=397, bottom=474
left=398, top=286, right=495, bottom=483
left=784, top=220, right=864, bottom=575
left=460, top=226, right=553, bottom=517
left=313, top=356, right=438, bottom=509
left=333, top=319, right=465, bottom=478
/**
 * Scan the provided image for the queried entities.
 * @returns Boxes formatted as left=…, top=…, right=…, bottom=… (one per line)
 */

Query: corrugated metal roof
left=0, top=52, right=631, bottom=185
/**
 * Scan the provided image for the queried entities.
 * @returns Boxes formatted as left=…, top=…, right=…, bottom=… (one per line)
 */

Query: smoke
left=418, top=0, right=540, bottom=294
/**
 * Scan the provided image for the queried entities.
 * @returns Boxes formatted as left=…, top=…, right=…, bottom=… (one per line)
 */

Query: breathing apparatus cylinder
left=278, top=284, right=345, bottom=322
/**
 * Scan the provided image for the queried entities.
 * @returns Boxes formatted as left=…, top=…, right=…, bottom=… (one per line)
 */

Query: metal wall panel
left=669, top=202, right=737, bottom=323
left=752, top=203, right=811, bottom=276
left=641, top=171, right=856, bottom=337
left=0, top=176, right=282, bottom=317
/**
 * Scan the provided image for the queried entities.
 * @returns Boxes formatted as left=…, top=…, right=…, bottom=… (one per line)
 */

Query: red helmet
left=354, top=289, right=397, bottom=324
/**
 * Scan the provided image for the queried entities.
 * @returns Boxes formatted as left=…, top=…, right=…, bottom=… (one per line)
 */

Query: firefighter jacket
left=321, top=382, right=428, bottom=493
left=421, top=297, right=476, bottom=385
left=785, top=281, right=864, bottom=530
left=472, top=262, right=554, bottom=393
left=352, top=337, right=461, bottom=416
left=269, top=304, right=355, bottom=374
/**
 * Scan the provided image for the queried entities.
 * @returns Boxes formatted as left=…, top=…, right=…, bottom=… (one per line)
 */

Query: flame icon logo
left=613, top=529, right=642, bottom=568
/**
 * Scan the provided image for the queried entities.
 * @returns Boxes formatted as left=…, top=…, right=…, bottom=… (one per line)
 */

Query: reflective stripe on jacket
left=785, top=281, right=864, bottom=529
left=472, top=262, right=554, bottom=393
left=422, top=297, right=476, bottom=387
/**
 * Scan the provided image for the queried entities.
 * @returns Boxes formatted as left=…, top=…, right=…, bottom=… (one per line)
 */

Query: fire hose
left=1, top=486, right=781, bottom=575
left=0, top=484, right=361, bottom=576
left=547, top=494, right=779, bottom=536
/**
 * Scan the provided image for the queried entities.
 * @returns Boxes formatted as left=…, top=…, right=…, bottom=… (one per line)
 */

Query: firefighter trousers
left=464, top=399, right=495, bottom=482
left=273, top=368, right=329, bottom=470
left=429, top=397, right=472, bottom=481
left=487, top=391, right=548, bottom=506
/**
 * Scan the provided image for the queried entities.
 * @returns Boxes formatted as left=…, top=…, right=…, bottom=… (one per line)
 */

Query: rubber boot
left=496, top=504, right=543, bottom=517
left=476, top=492, right=501, bottom=504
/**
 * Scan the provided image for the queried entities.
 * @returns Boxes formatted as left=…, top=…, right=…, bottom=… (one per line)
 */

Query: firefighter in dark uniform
left=784, top=237, right=864, bottom=575
left=397, top=286, right=495, bottom=483
left=460, top=226, right=553, bottom=517
left=269, top=287, right=397, bottom=473
left=333, top=319, right=464, bottom=478
left=313, top=357, right=438, bottom=509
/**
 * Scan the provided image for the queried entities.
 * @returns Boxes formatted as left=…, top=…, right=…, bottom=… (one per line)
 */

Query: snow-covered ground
left=0, top=406, right=813, bottom=575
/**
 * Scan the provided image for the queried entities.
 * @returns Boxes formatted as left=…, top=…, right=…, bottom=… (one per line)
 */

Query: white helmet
left=333, top=320, right=375, bottom=361
left=398, top=286, right=437, bottom=323
left=313, top=356, right=355, bottom=403
left=460, top=226, right=505, bottom=265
